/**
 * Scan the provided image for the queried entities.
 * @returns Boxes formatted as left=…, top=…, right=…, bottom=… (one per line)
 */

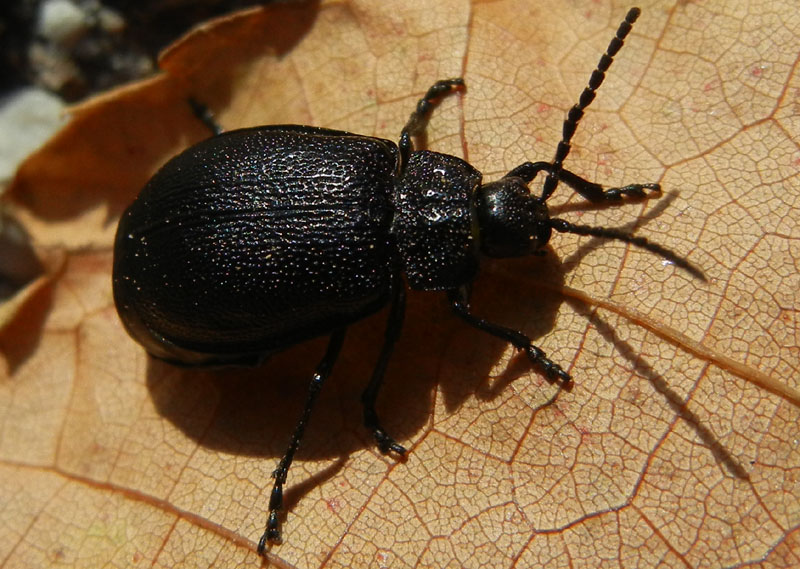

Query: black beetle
left=113, top=7, right=699, bottom=553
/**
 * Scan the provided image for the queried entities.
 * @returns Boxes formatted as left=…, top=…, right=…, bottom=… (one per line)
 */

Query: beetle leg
left=448, top=288, right=571, bottom=384
left=188, top=98, right=223, bottom=136
left=258, top=328, right=347, bottom=554
left=504, top=161, right=660, bottom=202
left=399, top=78, right=466, bottom=172
left=361, top=274, right=407, bottom=456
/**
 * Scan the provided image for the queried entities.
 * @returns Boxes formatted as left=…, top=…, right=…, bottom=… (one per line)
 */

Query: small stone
left=0, top=87, right=66, bottom=185
left=37, top=0, right=91, bottom=47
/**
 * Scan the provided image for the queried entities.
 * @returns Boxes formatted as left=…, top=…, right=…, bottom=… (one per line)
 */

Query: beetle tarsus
left=505, top=161, right=661, bottom=204
left=399, top=78, right=466, bottom=172
left=257, top=532, right=269, bottom=555
left=526, top=345, right=571, bottom=383
left=361, top=276, right=407, bottom=457
left=257, top=512, right=282, bottom=555
left=258, top=329, right=346, bottom=555
left=364, top=405, right=407, bottom=455
left=599, top=183, right=660, bottom=201
left=188, top=97, right=223, bottom=136
left=449, top=288, right=572, bottom=383
left=373, top=428, right=407, bottom=456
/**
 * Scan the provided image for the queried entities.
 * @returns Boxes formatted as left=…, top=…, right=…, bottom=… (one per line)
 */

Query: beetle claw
left=374, top=429, right=407, bottom=456
left=603, top=182, right=661, bottom=201
left=525, top=345, right=571, bottom=384
left=258, top=512, right=283, bottom=555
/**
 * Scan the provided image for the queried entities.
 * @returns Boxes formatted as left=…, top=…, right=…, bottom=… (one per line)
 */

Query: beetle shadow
left=0, top=269, right=53, bottom=374
left=565, top=297, right=749, bottom=480
left=144, top=247, right=569, bottom=464
left=430, top=251, right=571, bottom=416
left=145, top=190, right=713, bottom=516
left=548, top=191, right=744, bottom=476
left=0, top=214, right=51, bottom=373
left=144, top=192, right=677, bottom=470
left=145, top=334, right=367, bottom=461
left=174, top=0, right=323, bottom=118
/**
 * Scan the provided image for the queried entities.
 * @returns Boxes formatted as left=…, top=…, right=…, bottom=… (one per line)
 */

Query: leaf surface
left=2, top=1, right=799, bottom=567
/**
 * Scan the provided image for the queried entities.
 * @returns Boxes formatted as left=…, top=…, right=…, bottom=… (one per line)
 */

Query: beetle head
left=475, top=177, right=551, bottom=258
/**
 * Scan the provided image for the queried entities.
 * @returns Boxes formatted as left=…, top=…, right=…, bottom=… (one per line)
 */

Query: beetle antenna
left=541, top=7, right=641, bottom=202
left=549, top=217, right=706, bottom=280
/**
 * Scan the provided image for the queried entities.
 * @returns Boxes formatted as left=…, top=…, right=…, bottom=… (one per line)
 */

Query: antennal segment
left=541, top=7, right=641, bottom=202
left=549, top=217, right=706, bottom=280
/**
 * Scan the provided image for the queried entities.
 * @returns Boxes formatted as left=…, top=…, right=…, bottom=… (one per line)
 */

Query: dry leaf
left=2, top=1, right=799, bottom=567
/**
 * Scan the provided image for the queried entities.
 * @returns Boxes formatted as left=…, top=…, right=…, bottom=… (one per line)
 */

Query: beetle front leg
left=448, top=288, right=571, bottom=384
left=505, top=161, right=660, bottom=203
left=399, top=78, right=465, bottom=171
left=258, top=328, right=347, bottom=555
left=361, top=274, right=407, bottom=456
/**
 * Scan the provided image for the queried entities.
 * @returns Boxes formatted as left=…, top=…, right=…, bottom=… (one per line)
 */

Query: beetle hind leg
left=361, top=276, right=408, bottom=456
left=258, top=328, right=346, bottom=555
left=448, top=288, right=572, bottom=384
left=188, top=98, right=223, bottom=136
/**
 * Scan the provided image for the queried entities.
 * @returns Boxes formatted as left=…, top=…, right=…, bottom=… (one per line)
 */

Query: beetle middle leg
left=448, top=287, right=571, bottom=383
left=361, top=273, right=407, bottom=456
left=399, top=78, right=465, bottom=171
left=258, top=328, right=346, bottom=554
